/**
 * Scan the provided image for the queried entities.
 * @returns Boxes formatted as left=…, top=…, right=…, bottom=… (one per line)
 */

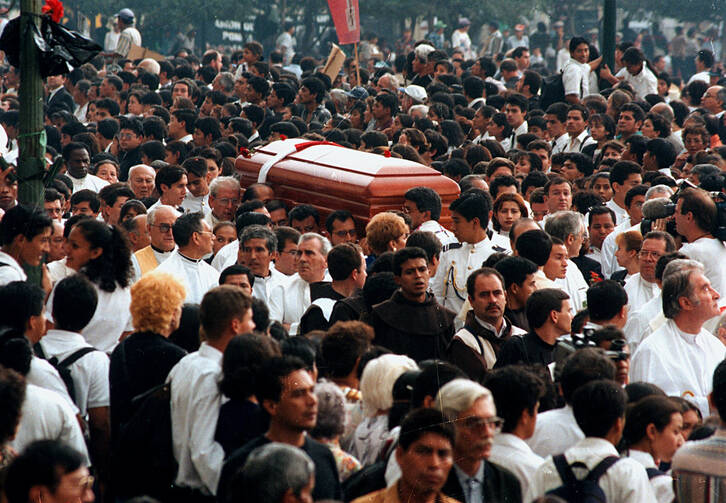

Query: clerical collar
left=178, top=251, right=201, bottom=263
left=151, top=244, right=171, bottom=254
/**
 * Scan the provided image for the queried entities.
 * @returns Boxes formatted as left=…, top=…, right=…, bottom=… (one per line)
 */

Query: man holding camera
left=675, top=187, right=726, bottom=308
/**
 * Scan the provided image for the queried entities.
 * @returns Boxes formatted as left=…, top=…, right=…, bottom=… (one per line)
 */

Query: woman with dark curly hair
left=46, top=218, right=133, bottom=352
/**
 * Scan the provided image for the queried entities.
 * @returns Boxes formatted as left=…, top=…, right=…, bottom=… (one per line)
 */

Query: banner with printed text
left=327, top=0, right=359, bottom=45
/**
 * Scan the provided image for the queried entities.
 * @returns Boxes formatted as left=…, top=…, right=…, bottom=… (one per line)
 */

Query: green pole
left=19, top=0, right=46, bottom=285
left=18, top=0, right=46, bottom=207
left=602, top=0, right=616, bottom=70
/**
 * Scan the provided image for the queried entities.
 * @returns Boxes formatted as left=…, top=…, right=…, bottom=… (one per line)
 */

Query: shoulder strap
left=586, top=455, right=621, bottom=482
left=646, top=467, right=666, bottom=479
left=579, top=135, right=592, bottom=152
left=58, top=347, right=97, bottom=369
left=552, top=454, right=577, bottom=486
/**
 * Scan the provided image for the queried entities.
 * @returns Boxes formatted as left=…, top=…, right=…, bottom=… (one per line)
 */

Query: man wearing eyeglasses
left=5, top=440, right=95, bottom=503
left=325, top=210, right=358, bottom=246
left=156, top=212, right=219, bottom=304
left=131, top=205, right=179, bottom=280
left=403, top=187, right=457, bottom=247
left=624, top=231, right=676, bottom=308
left=434, top=378, right=522, bottom=503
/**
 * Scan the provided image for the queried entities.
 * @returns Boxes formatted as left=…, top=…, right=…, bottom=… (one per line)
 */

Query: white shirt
left=211, top=240, right=239, bottom=272
left=46, top=282, right=133, bottom=353
left=606, top=199, right=629, bottom=226
left=168, top=342, right=225, bottom=494
left=451, top=29, right=474, bottom=59
left=623, top=291, right=664, bottom=353
left=155, top=249, right=220, bottom=304
left=616, top=66, right=658, bottom=99
left=268, top=272, right=332, bottom=334
left=551, top=133, right=569, bottom=156
left=489, top=433, right=544, bottom=497
left=11, top=384, right=90, bottom=465
left=68, top=173, right=109, bottom=193
left=27, top=356, right=78, bottom=413
left=432, top=238, right=497, bottom=313
left=680, top=237, right=726, bottom=307
left=39, top=329, right=110, bottom=417
left=562, top=58, right=590, bottom=99
left=626, top=449, right=675, bottom=503
left=527, top=405, right=584, bottom=458
left=508, top=121, right=528, bottom=152
left=554, top=259, right=588, bottom=314
left=251, top=265, right=288, bottom=305
left=624, top=273, right=660, bottom=308
left=631, top=319, right=725, bottom=416
left=47, top=258, right=75, bottom=286
left=0, top=250, right=26, bottom=285
left=564, top=129, right=596, bottom=153
left=418, top=220, right=458, bottom=248
left=181, top=191, right=210, bottom=214
left=688, top=71, right=710, bottom=84
left=527, top=437, right=656, bottom=502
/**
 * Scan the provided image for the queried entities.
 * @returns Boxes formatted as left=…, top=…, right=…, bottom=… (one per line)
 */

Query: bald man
left=128, top=164, right=156, bottom=199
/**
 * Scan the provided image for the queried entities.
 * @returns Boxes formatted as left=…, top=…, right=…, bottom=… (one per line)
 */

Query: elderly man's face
left=129, top=167, right=155, bottom=199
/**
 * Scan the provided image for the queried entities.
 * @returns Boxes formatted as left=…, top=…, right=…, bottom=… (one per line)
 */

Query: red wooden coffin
left=235, top=139, right=461, bottom=231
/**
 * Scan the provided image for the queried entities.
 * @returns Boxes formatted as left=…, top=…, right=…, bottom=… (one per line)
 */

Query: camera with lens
left=552, top=329, right=629, bottom=381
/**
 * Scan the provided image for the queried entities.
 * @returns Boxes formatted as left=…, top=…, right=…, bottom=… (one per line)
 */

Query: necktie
left=467, top=477, right=481, bottom=503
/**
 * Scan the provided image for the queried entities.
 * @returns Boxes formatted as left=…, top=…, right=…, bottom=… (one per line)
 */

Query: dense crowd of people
left=1, top=9, right=726, bottom=503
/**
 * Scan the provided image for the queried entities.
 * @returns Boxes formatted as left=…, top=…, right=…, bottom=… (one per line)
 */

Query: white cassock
left=527, top=405, right=584, bottom=458
left=554, top=259, right=588, bottom=314
left=680, top=237, right=726, bottom=307
left=432, top=238, right=498, bottom=314
left=211, top=240, right=238, bottom=271
left=630, top=318, right=726, bottom=417
left=624, top=273, right=659, bottom=308
left=155, top=249, right=220, bottom=304
left=623, top=291, right=665, bottom=353
left=68, top=174, right=109, bottom=193
left=268, top=272, right=332, bottom=334
left=251, top=265, right=290, bottom=305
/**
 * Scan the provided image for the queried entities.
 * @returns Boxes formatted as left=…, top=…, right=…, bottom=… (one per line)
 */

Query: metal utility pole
left=602, top=0, right=616, bottom=70
left=18, top=0, right=46, bottom=207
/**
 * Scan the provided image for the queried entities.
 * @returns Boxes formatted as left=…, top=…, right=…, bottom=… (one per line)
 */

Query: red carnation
left=239, top=147, right=251, bottom=158
left=42, top=0, right=64, bottom=23
left=383, top=150, right=391, bottom=158
left=279, top=134, right=288, bottom=140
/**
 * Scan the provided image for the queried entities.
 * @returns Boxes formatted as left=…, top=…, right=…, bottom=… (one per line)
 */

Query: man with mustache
left=448, top=267, right=527, bottom=382
left=369, top=247, right=456, bottom=362
left=434, top=378, right=522, bottom=503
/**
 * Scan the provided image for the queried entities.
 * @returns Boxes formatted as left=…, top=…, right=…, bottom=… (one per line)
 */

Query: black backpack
left=546, top=454, right=620, bottom=503
left=114, top=382, right=177, bottom=500
left=539, top=72, right=565, bottom=111
left=35, top=344, right=97, bottom=406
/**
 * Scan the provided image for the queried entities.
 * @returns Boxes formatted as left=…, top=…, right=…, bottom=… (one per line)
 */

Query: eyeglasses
left=150, top=223, right=173, bottom=233
left=638, top=250, right=662, bottom=259
left=334, top=229, right=357, bottom=238
left=460, top=415, right=504, bottom=431
left=118, top=133, right=137, bottom=139
left=63, top=474, right=94, bottom=491
left=215, top=198, right=239, bottom=206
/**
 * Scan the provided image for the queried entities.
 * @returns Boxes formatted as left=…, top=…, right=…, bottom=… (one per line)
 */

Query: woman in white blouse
left=47, top=218, right=133, bottom=352
left=621, top=395, right=685, bottom=503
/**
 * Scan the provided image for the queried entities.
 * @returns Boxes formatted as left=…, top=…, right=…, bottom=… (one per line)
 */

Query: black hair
left=484, top=366, right=544, bottom=433
left=0, top=281, right=46, bottom=332
left=449, top=191, right=491, bottom=229
left=327, top=243, right=363, bottom=280
left=560, top=348, right=616, bottom=404
left=5, top=441, right=85, bottom=503
left=73, top=219, right=132, bottom=291
left=288, top=204, right=319, bottom=225
left=494, top=256, right=538, bottom=290
left=172, top=212, right=205, bottom=247
left=0, top=204, right=52, bottom=246
left=321, top=321, right=373, bottom=379
left=624, top=382, right=666, bottom=404
left=220, top=264, right=254, bottom=287
left=411, top=360, right=465, bottom=408
left=404, top=187, right=442, bottom=221
left=526, top=288, right=570, bottom=330
left=573, top=379, right=626, bottom=438
left=325, top=210, right=354, bottom=235
left=515, top=229, right=552, bottom=266
left=52, top=274, right=98, bottom=332
left=392, top=246, right=428, bottom=276
left=586, top=280, right=628, bottom=321
left=398, top=408, right=454, bottom=450
left=712, top=360, right=726, bottom=420
left=406, top=231, right=442, bottom=264
left=220, top=333, right=279, bottom=401
left=155, top=165, right=187, bottom=194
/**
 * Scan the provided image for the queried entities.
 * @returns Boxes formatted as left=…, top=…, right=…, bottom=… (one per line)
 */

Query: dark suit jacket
left=47, top=87, right=75, bottom=114
left=441, top=460, right=521, bottom=503
left=571, top=255, right=603, bottom=285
